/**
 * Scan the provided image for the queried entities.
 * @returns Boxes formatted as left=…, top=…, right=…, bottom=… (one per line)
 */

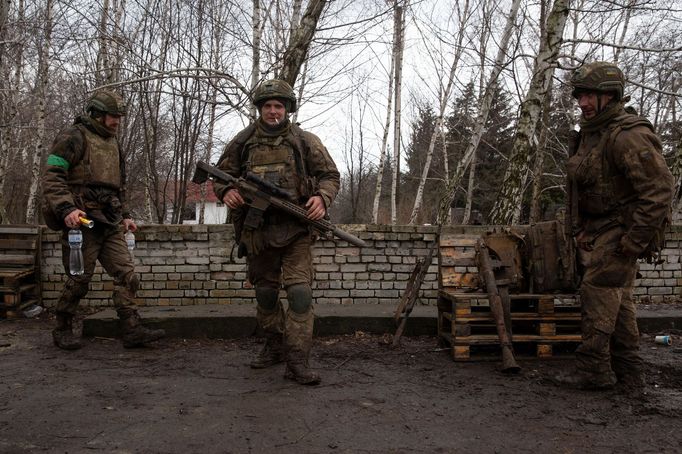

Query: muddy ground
left=1, top=313, right=680, bottom=454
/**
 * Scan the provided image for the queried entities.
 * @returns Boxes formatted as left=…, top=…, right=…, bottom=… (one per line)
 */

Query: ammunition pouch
left=244, top=207, right=265, bottom=230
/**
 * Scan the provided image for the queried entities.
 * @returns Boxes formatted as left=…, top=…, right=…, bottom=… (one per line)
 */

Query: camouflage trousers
left=56, top=223, right=138, bottom=315
left=576, top=226, right=641, bottom=380
left=249, top=234, right=316, bottom=355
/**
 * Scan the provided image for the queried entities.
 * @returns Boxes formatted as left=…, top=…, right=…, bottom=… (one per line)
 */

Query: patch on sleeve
left=46, top=154, right=70, bottom=169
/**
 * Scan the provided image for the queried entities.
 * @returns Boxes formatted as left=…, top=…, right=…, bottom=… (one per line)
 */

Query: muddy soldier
left=214, top=80, right=340, bottom=385
left=558, top=62, right=674, bottom=390
left=42, top=89, right=165, bottom=350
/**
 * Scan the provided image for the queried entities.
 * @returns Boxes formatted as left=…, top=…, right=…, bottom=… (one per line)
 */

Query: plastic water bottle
left=68, top=228, right=84, bottom=275
left=125, top=230, right=135, bottom=255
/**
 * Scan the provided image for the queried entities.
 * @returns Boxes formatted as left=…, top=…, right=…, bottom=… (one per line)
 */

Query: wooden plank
left=0, top=254, right=35, bottom=266
left=536, top=344, right=553, bottom=358
left=0, top=239, right=38, bottom=250
left=438, top=256, right=477, bottom=267
left=453, top=312, right=581, bottom=322
left=440, top=272, right=479, bottom=288
left=0, top=226, right=40, bottom=235
left=439, top=235, right=480, bottom=247
left=453, top=334, right=581, bottom=344
left=0, top=268, right=34, bottom=279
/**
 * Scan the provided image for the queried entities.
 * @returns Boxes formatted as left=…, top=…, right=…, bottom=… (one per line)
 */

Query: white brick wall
left=39, top=223, right=681, bottom=308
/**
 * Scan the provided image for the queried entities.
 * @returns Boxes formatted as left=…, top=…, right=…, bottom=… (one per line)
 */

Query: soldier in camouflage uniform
left=557, top=62, right=674, bottom=390
left=214, top=80, right=340, bottom=385
left=42, top=89, right=165, bottom=350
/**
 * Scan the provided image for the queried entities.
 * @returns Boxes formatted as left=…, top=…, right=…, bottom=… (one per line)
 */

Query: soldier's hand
left=305, top=196, right=326, bottom=220
left=64, top=209, right=86, bottom=229
left=223, top=189, right=245, bottom=209
left=123, top=218, right=137, bottom=233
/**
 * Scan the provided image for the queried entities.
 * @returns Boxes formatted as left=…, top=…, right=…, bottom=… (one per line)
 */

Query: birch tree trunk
left=371, top=9, right=397, bottom=224
left=408, top=0, right=471, bottom=225
left=25, top=0, right=54, bottom=223
left=390, top=2, right=405, bottom=225
left=96, top=0, right=111, bottom=85
left=528, top=0, right=550, bottom=223
left=436, top=0, right=522, bottom=226
left=488, top=0, right=570, bottom=225
left=279, top=0, right=326, bottom=86
left=0, top=0, right=10, bottom=222
left=614, top=0, right=636, bottom=64
left=464, top=3, right=493, bottom=225
left=250, top=0, right=262, bottom=120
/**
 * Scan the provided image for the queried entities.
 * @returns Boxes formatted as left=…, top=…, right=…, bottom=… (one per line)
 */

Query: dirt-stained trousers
left=576, top=225, right=642, bottom=381
left=56, top=223, right=138, bottom=315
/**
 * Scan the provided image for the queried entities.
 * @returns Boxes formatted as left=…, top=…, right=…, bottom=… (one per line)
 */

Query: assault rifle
left=192, top=161, right=366, bottom=248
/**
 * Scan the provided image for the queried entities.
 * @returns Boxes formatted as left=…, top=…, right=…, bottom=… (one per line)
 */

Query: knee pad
left=64, top=278, right=89, bottom=301
left=286, top=284, right=312, bottom=314
left=255, top=287, right=279, bottom=312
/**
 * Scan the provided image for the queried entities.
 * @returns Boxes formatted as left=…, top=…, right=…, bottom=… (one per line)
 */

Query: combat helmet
left=86, top=89, right=127, bottom=116
left=253, top=79, right=298, bottom=113
left=571, top=62, right=625, bottom=100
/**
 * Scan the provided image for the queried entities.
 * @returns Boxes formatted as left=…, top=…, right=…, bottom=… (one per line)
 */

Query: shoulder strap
left=234, top=123, right=257, bottom=162
left=287, top=123, right=310, bottom=180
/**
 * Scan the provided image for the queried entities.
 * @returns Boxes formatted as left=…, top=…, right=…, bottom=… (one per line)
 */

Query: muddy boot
left=251, top=333, right=285, bottom=369
left=117, top=308, right=165, bottom=348
left=613, top=363, right=645, bottom=394
left=284, top=308, right=320, bottom=386
left=550, top=368, right=616, bottom=390
left=52, top=312, right=82, bottom=350
left=250, top=289, right=285, bottom=368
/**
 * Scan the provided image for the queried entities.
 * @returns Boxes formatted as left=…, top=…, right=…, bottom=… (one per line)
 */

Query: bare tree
left=489, top=0, right=570, bottom=225
left=278, top=0, right=327, bottom=86
left=390, top=1, right=405, bottom=224
left=25, top=0, right=55, bottom=223
left=408, top=0, right=472, bottom=225
left=436, top=0, right=522, bottom=226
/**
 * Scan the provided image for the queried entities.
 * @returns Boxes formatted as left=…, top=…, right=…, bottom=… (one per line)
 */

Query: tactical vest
left=568, top=112, right=671, bottom=259
left=68, top=125, right=122, bottom=189
left=232, top=123, right=314, bottom=201
left=569, top=113, right=652, bottom=220
left=242, top=132, right=305, bottom=202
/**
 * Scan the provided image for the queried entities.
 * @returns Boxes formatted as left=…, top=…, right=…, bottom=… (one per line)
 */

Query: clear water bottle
left=68, top=228, right=84, bottom=275
left=125, top=230, right=135, bottom=254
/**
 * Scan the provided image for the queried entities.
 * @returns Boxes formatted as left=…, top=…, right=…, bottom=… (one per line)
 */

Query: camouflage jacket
left=213, top=119, right=340, bottom=211
left=567, top=105, right=674, bottom=256
left=42, top=115, right=131, bottom=224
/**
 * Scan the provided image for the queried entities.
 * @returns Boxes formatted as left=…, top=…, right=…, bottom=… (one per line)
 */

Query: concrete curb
left=82, top=304, right=682, bottom=339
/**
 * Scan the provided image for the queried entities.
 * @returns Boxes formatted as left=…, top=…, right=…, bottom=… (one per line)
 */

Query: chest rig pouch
left=242, top=134, right=305, bottom=229
left=567, top=116, right=642, bottom=219
left=71, top=125, right=122, bottom=189
left=68, top=126, right=124, bottom=225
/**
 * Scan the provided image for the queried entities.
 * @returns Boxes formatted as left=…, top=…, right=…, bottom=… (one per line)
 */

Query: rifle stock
left=193, top=161, right=366, bottom=248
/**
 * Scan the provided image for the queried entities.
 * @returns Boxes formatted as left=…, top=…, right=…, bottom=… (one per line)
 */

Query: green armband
left=46, top=154, right=70, bottom=169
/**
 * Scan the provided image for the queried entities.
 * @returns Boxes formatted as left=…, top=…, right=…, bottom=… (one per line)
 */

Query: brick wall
left=40, top=224, right=682, bottom=308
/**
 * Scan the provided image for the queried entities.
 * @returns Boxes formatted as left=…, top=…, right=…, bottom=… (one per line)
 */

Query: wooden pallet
left=438, top=290, right=581, bottom=361
left=0, top=225, right=42, bottom=318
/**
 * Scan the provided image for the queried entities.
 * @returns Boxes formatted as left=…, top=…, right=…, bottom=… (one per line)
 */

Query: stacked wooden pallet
left=437, top=227, right=581, bottom=362
left=0, top=225, right=43, bottom=318
left=438, top=291, right=581, bottom=361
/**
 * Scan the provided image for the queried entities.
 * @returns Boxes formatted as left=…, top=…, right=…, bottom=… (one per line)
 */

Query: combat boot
left=250, top=333, right=285, bottom=369
left=550, top=369, right=616, bottom=390
left=284, top=308, right=320, bottom=386
left=52, top=312, right=82, bottom=350
left=251, top=289, right=285, bottom=368
left=117, top=308, right=165, bottom=348
left=285, top=349, right=321, bottom=385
